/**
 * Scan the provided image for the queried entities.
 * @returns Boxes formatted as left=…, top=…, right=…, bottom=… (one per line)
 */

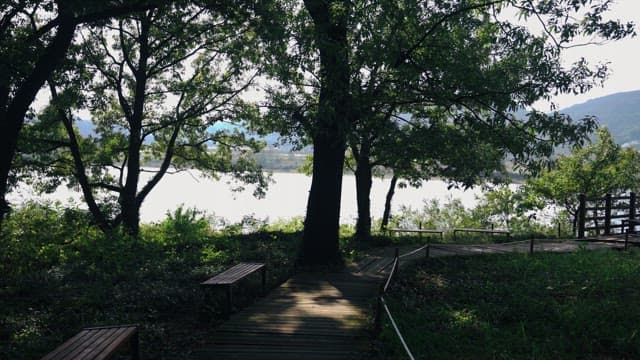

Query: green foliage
left=391, top=197, right=479, bottom=233
left=472, top=185, right=525, bottom=228
left=264, top=216, right=305, bottom=233
left=470, top=185, right=555, bottom=236
left=525, top=128, right=640, bottom=221
left=0, top=201, right=98, bottom=283
left=377, top=250, right=640, bottom=359
left=297, top=154, right=314, bottom=175
left=387, top=188, right=564, bottom=242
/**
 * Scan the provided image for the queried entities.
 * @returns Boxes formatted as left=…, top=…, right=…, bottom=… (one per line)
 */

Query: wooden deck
left=192, top=272, right=380, bottom=359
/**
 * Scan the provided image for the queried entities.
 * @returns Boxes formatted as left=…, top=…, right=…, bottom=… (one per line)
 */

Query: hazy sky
left=544, top=0, right=640, bottom=110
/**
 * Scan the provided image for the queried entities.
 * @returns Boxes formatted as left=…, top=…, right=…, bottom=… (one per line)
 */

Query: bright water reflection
left=9, top=171, right=482, bottom=224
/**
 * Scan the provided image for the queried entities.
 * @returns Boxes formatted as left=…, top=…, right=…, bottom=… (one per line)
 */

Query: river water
left=9, top=171, right=483, bottom=224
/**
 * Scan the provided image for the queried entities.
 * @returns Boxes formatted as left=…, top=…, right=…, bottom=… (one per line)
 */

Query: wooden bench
left=201, top=262, right=266, bottom=315
left=453, top=227, right=510, bottom=241
left=42, top=325, right=139, bottom=360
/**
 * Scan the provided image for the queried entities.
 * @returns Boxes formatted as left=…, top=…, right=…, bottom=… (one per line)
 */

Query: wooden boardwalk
left=192, top=272, right=382, bottom=359
left=193, top=237, right=630, bottom=359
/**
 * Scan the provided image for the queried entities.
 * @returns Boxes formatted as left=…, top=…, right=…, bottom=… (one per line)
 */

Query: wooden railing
left=577, top=193, right=639, bottom=238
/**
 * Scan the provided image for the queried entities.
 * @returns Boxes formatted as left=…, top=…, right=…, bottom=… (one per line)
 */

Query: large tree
left=0, top=0, right=184, bottom=232
left=261, top=0, right=632, bottom=265
left=17, top=3, right=268, bottom=236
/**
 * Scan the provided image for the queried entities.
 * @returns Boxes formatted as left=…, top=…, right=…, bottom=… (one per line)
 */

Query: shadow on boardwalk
left=192, top=237, right=631, bottom=359
left=191, top=271, right=381, bottom=359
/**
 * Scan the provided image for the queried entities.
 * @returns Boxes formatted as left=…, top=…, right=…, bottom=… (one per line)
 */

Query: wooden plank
left=193, top=345, right=361, bottom=360
left=94, top=327, right=136, bottom=360
left=454, top=228, right=510, bottom=234
left=41, top=326, right=137, bottom=360
left=196, top=345, right=362, bottom=354
left=49, top=329, right=104, bottom=360
left=229, top=312, right=368, bottom=325
left=217, top=323, right=365, bottom=334
left=202, top=263, right=264, bottom=285
left=41, top=329, right=96, bottom=360
left=387, top=228, right=444, bottom=234
left=210, top=332, right=366, bottom=346
left=70, top=327, right=126, bottom=359
left=214, top=329, right=366, bottom=338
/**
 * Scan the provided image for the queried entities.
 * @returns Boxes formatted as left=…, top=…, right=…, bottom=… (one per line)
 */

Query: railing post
left=394, top=247, right=400, bottom=275
left=630, top=192, right=637, bottom=234
left=625, top=226, right=630, bottom=251
left=418, top=222, right=423, bottom=242
left=529, top=237, right=534, bottom=255
left=374, top=277, right=387, bottom=335
left=604, top=193, right=612, bottom=235
left=578, top=193, right=586, bottom=238
left=374, top=293, right=382, bottom=334
left=425, top=244, right=430, bottom=258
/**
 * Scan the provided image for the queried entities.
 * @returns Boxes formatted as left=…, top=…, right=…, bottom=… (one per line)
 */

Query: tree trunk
left=300, top=0, right=351, bottom=266
left=380, top=175, right=398, bottom=231
left=118, top=14, right=151, bottom=238
left=354, top=149, right=373, bottom=243
left=0, top=17, right=77, bottom=231
left=300, top=134, right=346, bottom=265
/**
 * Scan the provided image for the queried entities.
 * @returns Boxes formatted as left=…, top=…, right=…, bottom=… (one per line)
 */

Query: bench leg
left=226, top=285, right=233, bottom=317
left=131, top=330, right=140, bottom=360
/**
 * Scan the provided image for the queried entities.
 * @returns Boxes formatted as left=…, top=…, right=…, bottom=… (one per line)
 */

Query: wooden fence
left=577, top=193, right=638, bottom=238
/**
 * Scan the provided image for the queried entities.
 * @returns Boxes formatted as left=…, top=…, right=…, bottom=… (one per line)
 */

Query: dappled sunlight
left=450, top=309, right=479, bottom=327
left=195, top=272, right=378, bottom=357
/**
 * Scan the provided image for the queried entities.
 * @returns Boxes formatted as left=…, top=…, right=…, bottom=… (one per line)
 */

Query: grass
left=375, top=248, right=640, bottom=359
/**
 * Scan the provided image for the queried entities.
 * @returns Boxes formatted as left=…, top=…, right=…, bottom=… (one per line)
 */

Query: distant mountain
left=73, top=119, right=298, bottom=150
left=558, top=90, right=640, bottom=148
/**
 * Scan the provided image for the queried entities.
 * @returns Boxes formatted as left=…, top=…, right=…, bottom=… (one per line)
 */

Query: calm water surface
left=10, top=171, right=482, bottom=224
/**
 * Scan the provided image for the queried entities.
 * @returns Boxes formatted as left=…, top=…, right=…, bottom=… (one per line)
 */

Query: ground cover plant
left=376, top=249, right=640, bottom=359
left=0, top=202, right=302, bottom=359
